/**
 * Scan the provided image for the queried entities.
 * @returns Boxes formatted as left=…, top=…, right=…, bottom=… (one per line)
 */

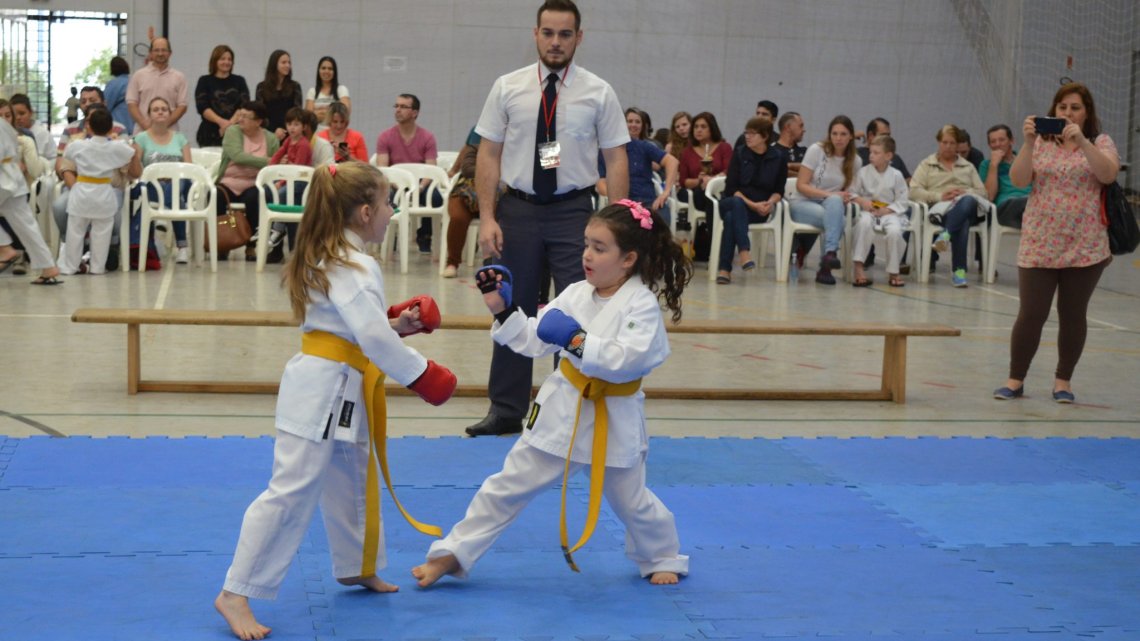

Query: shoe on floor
left=952, top=268, right=968, bottom=287
left=442, top=264, right=458, bottom=278
left=993, top=386, right=1024, bottom=400
left=815, top=269, right=836, bottom=285
left=465, top=413, right=523, bottom=437
left=1052, top=389, right=1075, bottom=404
left=821, top=251, right=841, bottom=270
left=266, top=243, right=285, bottom=264
left=175, top=246, right=190, bottom=264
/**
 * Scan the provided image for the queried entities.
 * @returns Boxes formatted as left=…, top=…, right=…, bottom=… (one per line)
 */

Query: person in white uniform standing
left=0, top=118, right=61, bottom=284
left=413, top=200, right=693, bottom=588
left=215, top=162, right=458, bottom=641
left=58, top=108, right=141, bottom=275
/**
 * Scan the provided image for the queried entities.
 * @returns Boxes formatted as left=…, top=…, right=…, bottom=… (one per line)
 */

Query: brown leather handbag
left=212, top=186, right=252, bottom=254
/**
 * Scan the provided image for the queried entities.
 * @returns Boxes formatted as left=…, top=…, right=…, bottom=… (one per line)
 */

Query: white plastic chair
left=435, top=151, right=459, bottom=171
left=392, top=162, right=452, bottom=259
left=136, top=162, right=218, bottom=273
left=190, top=148, right=222, bottom=179
left=254, top=164, right=313, bottom=272
left=916, top=199, right=991, bottom=284
left=987, top=214, right=1020, bottom=284
left=378, top=166, right=418, bottom=273
left=704, top=176, right=782, bottom=281
left=30, top=174, right=58, bottom=254
left=437, top=173, right=482, bottom=275
left=779, top=178, right=822, bottom=282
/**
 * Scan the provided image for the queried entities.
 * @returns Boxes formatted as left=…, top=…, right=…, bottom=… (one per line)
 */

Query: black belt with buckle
left=506, top=186, right=595, bottom=205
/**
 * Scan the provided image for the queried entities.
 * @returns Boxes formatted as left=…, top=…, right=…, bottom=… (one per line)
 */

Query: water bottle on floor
left=789, top=253, right=799, bottom=282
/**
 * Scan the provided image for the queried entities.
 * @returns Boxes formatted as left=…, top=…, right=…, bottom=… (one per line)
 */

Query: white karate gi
left=851, top=163, right=910, bottom=275
left=427, top=278, right=690, bottom=578
left=224, top=230, right=430, bottom=600
left=0, top=120, right=55, bottom=271
left=59, top=137, right=135, bottom=274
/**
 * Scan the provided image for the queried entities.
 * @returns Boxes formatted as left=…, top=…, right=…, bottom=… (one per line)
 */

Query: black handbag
left=1101, top=182, right=1139, bottom=255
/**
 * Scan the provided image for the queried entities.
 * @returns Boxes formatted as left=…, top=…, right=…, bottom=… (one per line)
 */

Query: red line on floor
left=855, top=372, right=880, bottom=378
left=795, top=363, right=826, bottom=370
left=922, top=381, right=957, bottom=389
left=741, top=354, right=770, bottom=360
left=693, top=344, right=719, bottom=351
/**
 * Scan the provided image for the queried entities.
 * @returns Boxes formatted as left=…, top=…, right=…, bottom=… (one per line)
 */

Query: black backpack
left=1102, top=182, right=1139, bottom=255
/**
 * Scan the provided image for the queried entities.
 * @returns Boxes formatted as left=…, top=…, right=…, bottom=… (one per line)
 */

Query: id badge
left=538, top=141, right=561, bottom=169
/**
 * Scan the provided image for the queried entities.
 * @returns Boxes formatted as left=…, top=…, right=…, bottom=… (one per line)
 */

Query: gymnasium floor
left=1, top=236, right=1138, bottom=640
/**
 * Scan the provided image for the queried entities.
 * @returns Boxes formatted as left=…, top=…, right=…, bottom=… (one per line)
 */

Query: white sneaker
left=442, top=264, right=458, bottom=278
left=175, top=247, right=190, bottom=264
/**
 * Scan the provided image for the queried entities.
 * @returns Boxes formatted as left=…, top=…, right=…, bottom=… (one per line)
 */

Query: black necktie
left=533, top=72, right=559, bottom=199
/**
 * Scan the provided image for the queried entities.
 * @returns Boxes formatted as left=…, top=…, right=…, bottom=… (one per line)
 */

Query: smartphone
left=1034, top=116, right=1066, bottom=135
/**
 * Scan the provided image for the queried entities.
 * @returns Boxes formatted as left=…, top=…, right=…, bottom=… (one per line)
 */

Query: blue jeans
left=717, top=196, right=767, bottom=273
left=941, top=195, right=977, bottom=272
left=789, top=195, right=845, bottom=259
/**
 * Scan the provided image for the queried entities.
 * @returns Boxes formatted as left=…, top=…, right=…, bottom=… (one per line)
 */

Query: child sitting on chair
left=850, top=135, right=909, bottom=287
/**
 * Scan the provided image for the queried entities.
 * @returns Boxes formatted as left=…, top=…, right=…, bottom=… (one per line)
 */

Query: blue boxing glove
left=537, top=308, right=586, bottom=357
left=475, top=264, right=513, bottom=308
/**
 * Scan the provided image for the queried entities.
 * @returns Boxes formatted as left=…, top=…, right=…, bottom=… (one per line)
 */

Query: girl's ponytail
left=284, top=161, right=387, bottom=320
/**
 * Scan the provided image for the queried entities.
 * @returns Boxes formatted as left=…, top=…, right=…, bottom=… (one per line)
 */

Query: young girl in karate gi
left=216, top=161, right=457, bottom=641
left=412, top=199, right=694, bottom=588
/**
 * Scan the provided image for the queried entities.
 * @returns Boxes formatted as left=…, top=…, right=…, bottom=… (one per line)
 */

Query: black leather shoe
left=465, top=413, right=523, bottom=437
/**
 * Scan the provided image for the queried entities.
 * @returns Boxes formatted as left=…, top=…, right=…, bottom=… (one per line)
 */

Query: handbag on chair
left=211, top=186, right=253, bottom=254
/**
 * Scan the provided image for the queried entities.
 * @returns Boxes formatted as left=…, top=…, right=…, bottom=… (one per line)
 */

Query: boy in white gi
left=58, top=108, right=140, bottom=275
left=850, top=135, right=910, bottom=287
left=413, top=200, right=693, bottom=588
left=215, top=162, right=458, bottom=641
left=0, top=118, right=61, bottom=284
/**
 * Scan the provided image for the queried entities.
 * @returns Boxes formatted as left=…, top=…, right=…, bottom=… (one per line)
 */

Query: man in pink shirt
left=126, top=37, right=189, bottom=134
left=375, top=93, right=438, bottom=253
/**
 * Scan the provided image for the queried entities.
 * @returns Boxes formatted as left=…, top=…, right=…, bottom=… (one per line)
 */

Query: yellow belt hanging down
left=301, top=330, right=442, bottom=578
left=76, top=175, right=112, bottom=184
left=556, top=358, right=641, bottom=571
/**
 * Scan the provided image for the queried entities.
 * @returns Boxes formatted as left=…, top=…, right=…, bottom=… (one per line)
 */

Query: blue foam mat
left=2, top=435, right=1139, bottom=641
left=859, top=482, right=1140, bottom=546
left=781, top=436, right=1093, bottom=485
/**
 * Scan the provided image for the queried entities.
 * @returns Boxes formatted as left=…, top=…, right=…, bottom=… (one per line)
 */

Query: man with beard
left=465, top=0, right=630, bottom=436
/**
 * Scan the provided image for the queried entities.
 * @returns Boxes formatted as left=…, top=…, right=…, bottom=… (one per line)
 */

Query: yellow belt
left=301, top=330, right=441, bottom=578
left=0, top=156, right=12, bottom=163
left=556, top=358, right=641, bottom=571
left=77, top=175, right=112, bottom=184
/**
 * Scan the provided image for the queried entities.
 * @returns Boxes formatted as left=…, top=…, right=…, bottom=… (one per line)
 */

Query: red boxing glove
left=387, top=295, right=442, bottom=337
left=408, top=360, right=457, bottom=406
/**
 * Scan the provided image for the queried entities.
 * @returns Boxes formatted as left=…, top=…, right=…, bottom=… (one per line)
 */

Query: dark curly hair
left=590, top=202, right=693, bottom=323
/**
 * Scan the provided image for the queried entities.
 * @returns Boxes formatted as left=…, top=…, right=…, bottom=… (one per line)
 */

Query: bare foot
left=411, top=554, right=460, bottom=588
left=337, top=575, right=399, bottom=592
left=215, top=590, right=271, bottom=640
left=649, top=571, right=679, bottom=585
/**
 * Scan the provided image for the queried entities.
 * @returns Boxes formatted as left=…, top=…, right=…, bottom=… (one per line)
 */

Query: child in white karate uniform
left=215, top=162, right=458, bottom=641
left=58, top=108, right=140, bottom=275
left=850, top=135, right=910, bottom=287
left=413, top=199, right=694, bottom=588
left=0, top=118, right=60, bottom=284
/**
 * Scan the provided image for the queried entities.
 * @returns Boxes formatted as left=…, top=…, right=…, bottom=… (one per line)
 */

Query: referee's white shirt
left=475, top=61, right=629, bottom=196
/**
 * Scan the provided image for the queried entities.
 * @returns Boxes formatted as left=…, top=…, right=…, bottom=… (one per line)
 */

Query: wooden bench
left=71, top=308, right=960, bottom=404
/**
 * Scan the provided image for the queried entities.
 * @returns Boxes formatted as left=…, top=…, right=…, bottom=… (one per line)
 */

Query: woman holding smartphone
left=993, top=82, right=1119, bottom=404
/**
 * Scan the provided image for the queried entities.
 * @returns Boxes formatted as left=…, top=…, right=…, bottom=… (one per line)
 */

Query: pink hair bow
left=617, top=199, right=652, bottom=230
